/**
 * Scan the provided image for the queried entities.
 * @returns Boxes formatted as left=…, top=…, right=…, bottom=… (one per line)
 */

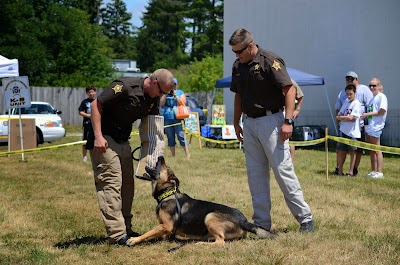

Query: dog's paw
left=125, top=237, right=140, bottom=246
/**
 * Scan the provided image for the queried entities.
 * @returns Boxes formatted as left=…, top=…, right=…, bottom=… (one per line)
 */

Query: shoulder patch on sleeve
left=272, top=60, right=282, bottom=71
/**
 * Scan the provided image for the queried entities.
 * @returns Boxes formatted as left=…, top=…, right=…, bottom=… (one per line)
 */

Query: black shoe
left=333, top=167, right=340, bottom=175
left=127, top=230, right=141, bottom=237
left=353, top=167, right=358, bottom=176
left=300, top=220, right=315, bottom=233
left=114, top=235, right=134, bottom=246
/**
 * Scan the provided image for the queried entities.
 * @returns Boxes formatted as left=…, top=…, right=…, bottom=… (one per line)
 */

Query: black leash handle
left=131, top=146, right=141, bottom=161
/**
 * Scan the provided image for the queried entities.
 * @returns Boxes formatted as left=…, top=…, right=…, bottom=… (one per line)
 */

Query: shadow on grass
left=54, top=235, right=108, bottom=249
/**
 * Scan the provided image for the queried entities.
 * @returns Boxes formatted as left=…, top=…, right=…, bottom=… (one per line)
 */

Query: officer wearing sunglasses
left=229, top=28, right=315, bottom=234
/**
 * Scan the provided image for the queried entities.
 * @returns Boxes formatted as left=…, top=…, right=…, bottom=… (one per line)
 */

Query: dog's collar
left=154, top=186, right=178, bottom=203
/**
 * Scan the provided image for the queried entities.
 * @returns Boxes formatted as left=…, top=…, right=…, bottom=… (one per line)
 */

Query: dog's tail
left=240, top=221, right=277, bottom=239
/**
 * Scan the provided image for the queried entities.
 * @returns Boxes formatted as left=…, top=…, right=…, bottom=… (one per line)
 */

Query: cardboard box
left=9, top=118, right=36, bottom=150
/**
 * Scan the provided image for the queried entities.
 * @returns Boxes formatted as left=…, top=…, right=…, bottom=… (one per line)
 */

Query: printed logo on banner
left=2, top=76, right=31, bottom=109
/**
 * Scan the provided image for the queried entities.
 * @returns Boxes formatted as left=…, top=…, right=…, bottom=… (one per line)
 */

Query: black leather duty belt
left=246, top=108, right=283, bottom=118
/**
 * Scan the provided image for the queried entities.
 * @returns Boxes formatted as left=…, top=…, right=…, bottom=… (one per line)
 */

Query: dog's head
left=145, top=156, right=180, bottom=194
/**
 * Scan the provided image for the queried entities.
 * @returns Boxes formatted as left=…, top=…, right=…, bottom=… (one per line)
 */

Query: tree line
left=0, top=0, right=223, bottom=92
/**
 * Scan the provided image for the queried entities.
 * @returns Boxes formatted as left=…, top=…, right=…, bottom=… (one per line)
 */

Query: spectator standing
left=361, top=78, right=388, bottom=179
left=160, top=78, right=190, bottom=159
left=78, top=86, right=96, bottom=163
left=229, top=28, right=314, bottom=233
left=335, top=84, right=362, bottom=176
left=289, top=79, right=304, bottom=162
left=334, top=71, right=373, bottom=175
left=89, top=69, right=174, bottom=246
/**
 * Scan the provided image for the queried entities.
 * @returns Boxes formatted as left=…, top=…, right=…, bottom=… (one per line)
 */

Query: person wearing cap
left=160, top=78, right=190, bottom=158
left=334, top=71, right=373, bottom=176
left=229, top=28, right=314, bottom=233
left=88, top=68, right=174, bottom=246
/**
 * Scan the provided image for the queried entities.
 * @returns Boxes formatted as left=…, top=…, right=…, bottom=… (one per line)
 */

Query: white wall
left=223, top=0, right=400, bottom=146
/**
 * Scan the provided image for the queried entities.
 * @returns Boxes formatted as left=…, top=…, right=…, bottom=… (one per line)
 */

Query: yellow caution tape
left=0, top=140, right=87, bottom=157
left=289, top=138, right=326, bottom=146
left=328, top=135, right=400, bottom=155
left=2, top=123, right=398, bottom=156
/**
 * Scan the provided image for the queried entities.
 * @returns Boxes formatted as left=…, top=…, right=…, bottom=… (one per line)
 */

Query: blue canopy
left=215, top=67, right=324, bottom=87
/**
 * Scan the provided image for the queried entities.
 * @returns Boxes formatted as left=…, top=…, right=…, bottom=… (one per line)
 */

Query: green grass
left=0, top=133, right=399, bottom=265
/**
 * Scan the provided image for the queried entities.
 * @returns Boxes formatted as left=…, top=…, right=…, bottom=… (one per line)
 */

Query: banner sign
left=3, top=76, right=31, bottom=109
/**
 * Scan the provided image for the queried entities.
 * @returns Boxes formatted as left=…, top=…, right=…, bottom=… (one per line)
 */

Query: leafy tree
left=184, top=0, right=223, bottom=60
left=0, top=0, right=113, bottom=87
left=100, top=0, right=136, bottom=59
left=135, top=0, right=223, bottom=70
left=0, top=0, right=49, bottom=84
left=42, top=4, right=114, bottom=87
left=60, top=0, right=103, bottom=24
left=136, top=0, right=189, bottom=71
left=174, top=54, right=222, bottom=92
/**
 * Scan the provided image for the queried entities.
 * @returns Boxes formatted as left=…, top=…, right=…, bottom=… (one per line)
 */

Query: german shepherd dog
left=129, top=156, right=275, bottom=246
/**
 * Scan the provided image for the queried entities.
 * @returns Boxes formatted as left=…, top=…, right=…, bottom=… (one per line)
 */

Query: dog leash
left=167, top=192, right=187, bottom=253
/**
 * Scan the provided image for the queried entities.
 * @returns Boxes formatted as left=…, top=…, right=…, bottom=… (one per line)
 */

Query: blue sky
left=103, top=0, right=148, bottom=27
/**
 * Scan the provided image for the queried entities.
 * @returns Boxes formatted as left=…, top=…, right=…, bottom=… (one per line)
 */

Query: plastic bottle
left=368, top=104, right=373, bottom=120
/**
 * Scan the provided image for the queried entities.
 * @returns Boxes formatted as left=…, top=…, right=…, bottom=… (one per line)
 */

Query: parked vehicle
left=186, top=95, right=207, bottom=126
left=0, top=101, right=66, bottom=145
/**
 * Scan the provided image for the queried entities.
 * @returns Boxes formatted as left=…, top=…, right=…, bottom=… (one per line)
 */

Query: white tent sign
left=3, top=76, right=31, bottom=109
left=0, top=55, right=19, bottom=78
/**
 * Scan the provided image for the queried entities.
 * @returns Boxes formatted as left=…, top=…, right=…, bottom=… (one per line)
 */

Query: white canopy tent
left=0, top=55, right=19, bottom=78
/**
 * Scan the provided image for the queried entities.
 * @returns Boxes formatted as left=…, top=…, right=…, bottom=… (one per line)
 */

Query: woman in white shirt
left=336, top=84, right=362, bottom=176
left=361, top=78, right=388, bottom=179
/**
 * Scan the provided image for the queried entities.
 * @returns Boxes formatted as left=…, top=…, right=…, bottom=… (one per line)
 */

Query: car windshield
left=19, top=104, right=54, bottom=114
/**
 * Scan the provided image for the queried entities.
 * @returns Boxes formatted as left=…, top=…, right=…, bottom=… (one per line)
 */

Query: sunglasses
left=369, top=84, right=377, bottom=87
left=156, top=78, right=168, bottom=95
left=232, top=41, right=253, bottom=54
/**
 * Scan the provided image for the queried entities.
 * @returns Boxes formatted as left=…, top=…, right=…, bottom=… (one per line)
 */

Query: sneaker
left=366, top=171, right=376, bottom=177
left=372, top=172, right=384, bottom=179
left=83, top=156, right=87, bottom=164
left=300, top=220, right=315, bottom=233
left=333, top=167, right=340, bottom=175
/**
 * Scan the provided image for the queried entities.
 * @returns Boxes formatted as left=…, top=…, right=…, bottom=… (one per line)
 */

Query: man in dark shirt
left=78, top=86, right=96, bottom=163
left=229, top=28, right=314, bottom=233
left=89, top=68, right=174, bottom=246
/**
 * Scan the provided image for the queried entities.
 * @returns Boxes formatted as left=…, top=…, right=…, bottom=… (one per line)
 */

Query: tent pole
left=208, top=87, right=217, bottom=124
left=323, top=85, right=338, bottom=135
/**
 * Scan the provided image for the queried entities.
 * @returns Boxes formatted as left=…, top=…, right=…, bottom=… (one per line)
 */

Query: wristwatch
left=284, top=118, right=294, bottom=125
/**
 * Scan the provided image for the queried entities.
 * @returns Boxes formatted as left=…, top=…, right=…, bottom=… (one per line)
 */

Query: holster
left=135, top=115, right=165, bottom=180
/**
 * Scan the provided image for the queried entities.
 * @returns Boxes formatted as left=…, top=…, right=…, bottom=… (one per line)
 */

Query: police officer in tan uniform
left=89, top=69, right=174, bottom=246
left=229, top=28, right=314, bottom=233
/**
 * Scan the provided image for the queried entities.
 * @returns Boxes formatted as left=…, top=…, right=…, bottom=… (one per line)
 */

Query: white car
left=0, top=101, right=66, bottom=145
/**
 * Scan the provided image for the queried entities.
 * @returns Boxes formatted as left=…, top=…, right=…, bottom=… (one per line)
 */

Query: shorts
left=82, top=126, right=91, bottom=141
left=366, top=130, right=382, bottom=139
left=164, top=119, right=186, bottom=147
left=355, top=127, right=366, bottom=154
left=336, top=131, right=357, bottom=151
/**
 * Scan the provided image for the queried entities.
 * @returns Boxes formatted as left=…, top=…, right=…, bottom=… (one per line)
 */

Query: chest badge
left=272, top=60, right=281, bottom=71
left=254, top=64, right=260, bottom=71
left=112, top=84, right=123, bottom=94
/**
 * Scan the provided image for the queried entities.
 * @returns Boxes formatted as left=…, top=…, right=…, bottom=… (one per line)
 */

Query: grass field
left=0, top=132, right=399, bottom=265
